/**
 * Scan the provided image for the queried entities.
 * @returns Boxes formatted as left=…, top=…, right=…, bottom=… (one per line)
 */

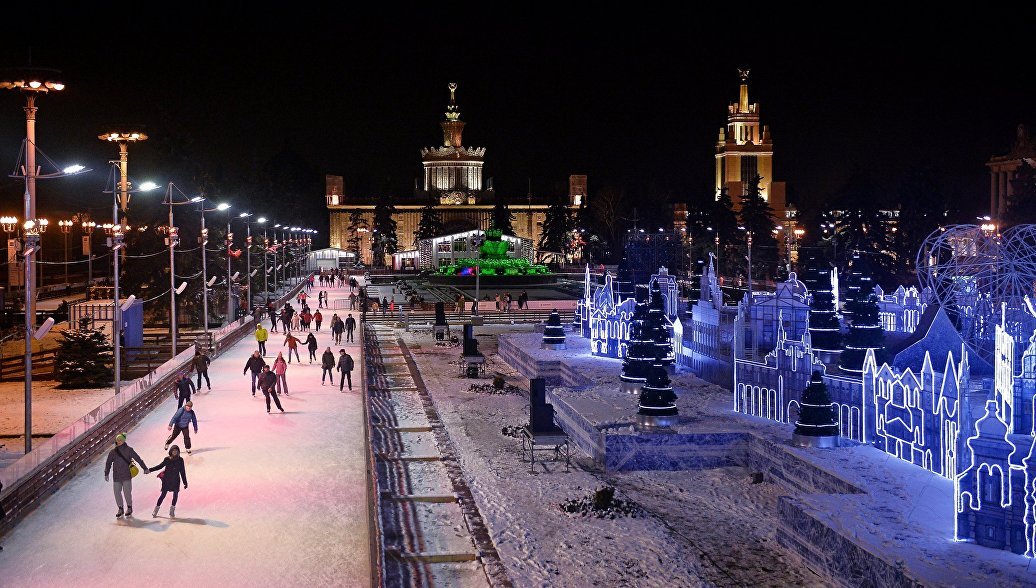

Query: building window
left=742, top=156, right=758, bottom=184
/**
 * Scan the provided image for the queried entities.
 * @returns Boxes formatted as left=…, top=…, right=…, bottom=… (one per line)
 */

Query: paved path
left=0, top=279, right=370, bottom=587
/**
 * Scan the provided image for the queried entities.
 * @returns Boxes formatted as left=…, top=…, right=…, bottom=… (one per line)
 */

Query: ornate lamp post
left=98, top=130, right=148, bottom=224
left=257, top=217, right=269, bottom=306
left=20, top=216, right=48, bottom=452
left=76, top=217, right=96, bottom=299
left=225, top=207, right=235, bottom=323
left=57, top=219, right=73, bottom=286
left=197, top=200, right=229, bottom=336
left=239, top=212, right=253, bottom=313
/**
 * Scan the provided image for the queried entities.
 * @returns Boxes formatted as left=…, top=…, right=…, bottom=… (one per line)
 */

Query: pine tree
left=839, top=292, right=884, bottom=373
left=841, top=250, right=874, bottom=322
left=542, top=309, right=567, bottom=348
left=620, top=287, right=652, bottom=392
left=800, top=252, right=842, bottom=354
left=347, top=211, right=368, bottom=264
left=794, top=372, right=839, bottom=438
left=414, top=197, right=444, bottom=245
left=637, top=365, right=678, bottom=418
left=373, top=194, right=398, bottom=268
left=645, top=282, right=674, bottom=366
left=831, top=172, right=895, bottom=282
left=492, top=193, right=515, bottom=236
left=737, top=176, right=779, bottom=281
left=55, top=329, right=114, bottom=388
left=539, top=197, right=571, bottom=254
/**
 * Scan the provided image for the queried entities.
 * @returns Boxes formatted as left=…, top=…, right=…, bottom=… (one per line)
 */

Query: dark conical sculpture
left=791, top=371, right=840, bottom=448
left=542, top=309, right=567, bottom=349
left=434, top=301, right=449, bottom=341
left=645, top=282, right=674, bottom=367
left=620, top=286, right=652, bottom=394
left=636, top=365, right=679, bottom=432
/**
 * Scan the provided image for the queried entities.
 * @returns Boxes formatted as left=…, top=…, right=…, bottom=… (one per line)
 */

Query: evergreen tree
left=800, top=252, right=842, bottom=354
left=645, top=282, right=674, bottom=366
left=831, top=172, right=895, bottom=283
left=539, top=197, right=572, bottom=255
left=737, top=176, right=780, bottom=281
left=839, top=291, right=884, bottom=373
left=414, top=196, right=444, bottom=245
left=492, top=193, right=515, bottom=236
left=841, top=250, right=874, bottom=322
left=373, top=194, right=398, bottom=268
left=542, top=309, right=567, bottom=348
left=55, top=329, right=114, bottom=388
left=347, top=211, right=368, bottom=264
left=793, top=372, right=839, bottom=437
left=620, top=287, right=652, bottom=392
left=637, top=365, right=678, bottom=418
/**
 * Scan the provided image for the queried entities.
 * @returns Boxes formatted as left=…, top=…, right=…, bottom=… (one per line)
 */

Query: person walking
left=280, top=307, right=292, bottom=333
left=337, top=349, right=354, bottom=391
left=149, top=445, right=188, bottom=518
left=273, top=352, right=290, bottom=395
left=268, top=303, right=278, bottom=333
left=314, top=309, right=323, bottom=331
left=381, top=296, right=388, bottom=317
left=174, top=372, right=196, bottom=408
left=243, top=351, right=267, bottom=396
left=300, top=309, right=312, bottom=331
left=304, top=331, right=319, bottom=363
left=258, top=365, right=285, bottom=413
left=165, top=401, right=198, bottom=455
left=255, top=323, right=269, bottom=356
left=321, top=347, right=336, bottom=385
left=329, top=313, right=341, bottom=344
left=457, top=295, right=465, bottom=314
left=494, top=293, right=501, bottom=311
left=104, top=433, right=150, bottom=518
left=193, top=349, right=211, bottom=391
left=349, top=291, right=357, bottom=310
left=283, top=332, right=301, bottom=363
left=345, top=313, right=356, bottom=343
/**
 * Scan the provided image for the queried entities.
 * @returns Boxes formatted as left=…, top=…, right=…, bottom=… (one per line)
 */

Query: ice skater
left=273, top=351, right=290, bottom=395
left=243, top=351, right=267, bottom=396
left=174, top=372, right=196, bottom=408
left=283, top=332, right=301, bottom=363
left=255, top=323, right=269, bottom=356
left=258, top=365, right=285, bottom=413
left=193, top=349, right=211, bottom=390
left=314, top=309, right=323, bottom=331
left=304, top=331, right=318, bottom=363
left=149, top=445, right=188, bottom=518
left=321, top=347, right=336, bottom=385
left=165, top=401, right=198, bottom=455
left=104, top=433, right=150, bottom=518
left=337, top=349, right=354, bottom=391
left=345, top=313, right=356, bottom=343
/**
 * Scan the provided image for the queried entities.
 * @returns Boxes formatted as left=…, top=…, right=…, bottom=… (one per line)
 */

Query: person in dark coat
left=321, top=347, right=336, bottom=385
left=258, top=365, right=285, bottom=414
left=193, top=350, right=211, bottom=390
left=243, top=351, right=267, bottom=396
left=104, top=433, right=150, bottom=518
left=149, top=445, right=188, bottom=518
left=304, top=332, right=319, bottom=363
left=345, top=314, right=356, bottom=343
left=337, top=349, right=354, bottom=391
left=174, top=373, right=196, bottom=408
left=165, top=401, right=198, bottom=454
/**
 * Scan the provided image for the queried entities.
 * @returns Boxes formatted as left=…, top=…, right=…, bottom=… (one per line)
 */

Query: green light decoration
left=437, top=229, right=551, bottom=276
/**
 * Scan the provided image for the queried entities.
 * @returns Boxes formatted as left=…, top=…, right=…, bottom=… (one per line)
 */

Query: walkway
left=0, top=279, right=369, bottom=587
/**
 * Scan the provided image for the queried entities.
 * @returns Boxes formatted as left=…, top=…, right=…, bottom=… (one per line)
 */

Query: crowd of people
left=102, top=272, right=359, bottom=521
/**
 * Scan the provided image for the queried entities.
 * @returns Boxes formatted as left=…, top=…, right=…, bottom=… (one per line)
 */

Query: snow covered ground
left=399, top=325, right=825, bottom=587
left=0, top=381, right=116, bottom=462
left=0, top=282, right=371, bottom=587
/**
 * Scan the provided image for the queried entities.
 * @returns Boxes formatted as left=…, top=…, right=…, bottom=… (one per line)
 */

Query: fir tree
left=645, top=282, right=674, bottom=366
left=542, top=309, right=567, bottom=348
left=800, top=252, right=842, bottom=354
left=539, top=197, right=572, bottom=255
left=492, top=193, right=515, bottom=236
left=839, top=292, right=884, bottom=373
left=737, top=176, right=779, bottom=281
left=372, top=194, right=398, bottom=268
left=794, top=372, right=839, bottom=437
left=347, top=211, right=368, bottom=264
left=831, top=172, right=895, bottom=282
left=620, top=287, right=652, bottom=391
left=56, top=329, right=114, bottom=388
left=637, top=365, right=678, bottom=418
left=414, top=196, right=444, bottom=245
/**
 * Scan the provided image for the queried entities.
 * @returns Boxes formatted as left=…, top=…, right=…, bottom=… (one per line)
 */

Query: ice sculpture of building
left=577, top=264, right=677, bottom=359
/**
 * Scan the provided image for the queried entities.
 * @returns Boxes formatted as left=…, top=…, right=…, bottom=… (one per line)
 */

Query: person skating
left=193, top=349, right=211, bottom=390
left=165, top=401, right=198, bottom=454
left=258, top=365, right=285, bottom=413
left=255, top=323, right=269, bottom=356
left=104, top=433, right=150, bottom=518
left=314, top=309, right=323, bottom=331
left=291, top=311, right=302, bottom=332
left=321, top=347, right=336, bottom=385
left=174, top=372, right=196, bottom=408
left=243, top=351, right=267, bottom=396
left=304, top=331, right=318, bottom=363
left=345, top=313, right=356, bottom=343
left=337, top=349, right=354, bottom=391
left=273, top=352, right=290, bottom=395
left=149, top=445, right=188, bottom=518
left=283, top=332, right=301, bottom=363
left=381, top=296, right=388, bottom=317
left=330, top=314, right=342, bottom=344
left=268, top=302, right=278, bottom=333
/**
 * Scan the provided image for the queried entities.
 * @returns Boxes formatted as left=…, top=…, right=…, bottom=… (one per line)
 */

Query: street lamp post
left=239, top=213, right=253, bottom=313
left=76, top=218, right=96, bottom=299
left=99, top=131, right=148, bottom=224
left=198, top=201, right=229, bottom=336
left=258, top=217, right=268, bottom=306
left=102, top=221, right=126, bottom=400
left=226, top=209, right=234, bottom=323
left=20, top=217, right=46, bottom=453
left=58, top=219, right=72, bottom=286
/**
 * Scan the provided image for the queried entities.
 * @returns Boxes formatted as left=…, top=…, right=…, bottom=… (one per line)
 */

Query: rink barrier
left=360, top=323, right=385, bottom=588
left=0, top=313, right=260, bottom=538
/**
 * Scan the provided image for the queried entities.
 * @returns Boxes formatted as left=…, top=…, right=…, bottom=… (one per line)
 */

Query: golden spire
left=445, top=82, right=461, bottom=121
left=738, top=69, right=750, bottom=112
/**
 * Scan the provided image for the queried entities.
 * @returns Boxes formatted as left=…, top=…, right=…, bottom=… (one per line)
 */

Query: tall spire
left=441, top=82, right=465, bottom=147
left=738, top=68, right=750, bottom=112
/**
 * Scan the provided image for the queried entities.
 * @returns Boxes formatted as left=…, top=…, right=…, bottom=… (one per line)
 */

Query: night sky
left=0, top=15, right=1032, bottom=239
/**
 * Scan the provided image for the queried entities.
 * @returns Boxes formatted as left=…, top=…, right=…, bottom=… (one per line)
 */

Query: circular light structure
left=98, top=130, right=149, bottom=142
left=0, top=66, right=65, bottom=94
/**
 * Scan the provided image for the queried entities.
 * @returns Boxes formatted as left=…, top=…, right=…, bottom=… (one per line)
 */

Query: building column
left=999, top=171, right=1008, bottom=219
left=991, top=171, right=999, bottom=219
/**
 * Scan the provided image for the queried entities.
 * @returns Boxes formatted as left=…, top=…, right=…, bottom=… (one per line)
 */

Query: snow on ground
left=0, top=282, right=370, bottom=588
left=400, top=325, right=823, bottom=587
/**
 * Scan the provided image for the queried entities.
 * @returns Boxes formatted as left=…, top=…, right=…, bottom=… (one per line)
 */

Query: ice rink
left=0, top=281, right=370, bottom=588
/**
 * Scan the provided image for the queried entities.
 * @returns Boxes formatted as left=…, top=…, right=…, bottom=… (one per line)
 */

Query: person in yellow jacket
left=255, top=324, right=269, bottom=356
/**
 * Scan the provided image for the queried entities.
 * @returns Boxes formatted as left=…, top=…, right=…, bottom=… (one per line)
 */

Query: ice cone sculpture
left=791, top=371, right=840, bottom=448
left=636, top=365, right=679, bottom=432
left=542, top=309, right=567, bottom=349
left=620, top=287, right=652, bottom=394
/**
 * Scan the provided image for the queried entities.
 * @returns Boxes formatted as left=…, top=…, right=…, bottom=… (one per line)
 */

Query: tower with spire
left=714, top=69, right=787, bottom=218
left=421, top=82, right=487, bottom=201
